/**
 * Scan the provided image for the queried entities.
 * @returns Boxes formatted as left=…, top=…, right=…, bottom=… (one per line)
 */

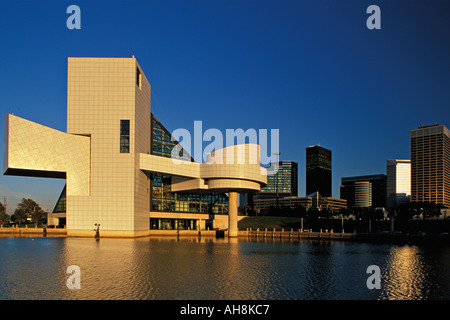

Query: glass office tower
left=243, top=160, right=297, bottom=210
left=257, top=161, right=298, bottom=199
left=306, top=145, right=332, bottom=197
left=386, top=159, right=411, bottom=208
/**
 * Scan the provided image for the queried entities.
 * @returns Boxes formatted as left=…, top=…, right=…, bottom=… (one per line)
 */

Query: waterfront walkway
left=0, top=226, right=351, bottom=240
left=0, top=226, right=66, bottom=236
left=1, top=226, right=448, bottom=246
left=246, top=228, right=354, bottom=240
left=245, top=228, right=449, bottom=245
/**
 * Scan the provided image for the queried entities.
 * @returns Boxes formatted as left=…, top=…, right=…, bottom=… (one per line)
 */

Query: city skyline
left=1, top=0, right=450, bottom=213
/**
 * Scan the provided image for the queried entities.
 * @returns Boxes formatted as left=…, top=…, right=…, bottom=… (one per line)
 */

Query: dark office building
left=340, top=174, right=387, bottom=208
left=306, top=145, right=332, bottom=197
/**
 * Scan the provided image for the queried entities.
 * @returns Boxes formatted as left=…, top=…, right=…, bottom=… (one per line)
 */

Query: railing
left=0, top=224, right=67, bottom=235
left=246, top=228, right=354, bottom=240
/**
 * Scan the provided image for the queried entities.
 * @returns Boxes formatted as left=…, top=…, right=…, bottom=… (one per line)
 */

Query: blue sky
left=1, top=0, right=449, bottom=212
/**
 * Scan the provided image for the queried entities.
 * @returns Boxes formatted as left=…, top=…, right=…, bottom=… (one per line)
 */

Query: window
left=136, top=67, right=142, bottom=89
left=120, top=120, right=130, bottom=153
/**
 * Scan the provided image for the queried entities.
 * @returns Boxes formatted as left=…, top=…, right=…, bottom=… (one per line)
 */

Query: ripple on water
left=0, top=237, right=449, bottom=300
left=379, top=246, right=438, bottom=300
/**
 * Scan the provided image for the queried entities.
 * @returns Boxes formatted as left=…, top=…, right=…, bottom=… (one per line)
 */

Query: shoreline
left=1, top=226, right=449, bottom=246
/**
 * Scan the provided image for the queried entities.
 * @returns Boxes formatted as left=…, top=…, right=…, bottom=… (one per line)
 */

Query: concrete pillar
left=228, top=191, right=238, bottom=237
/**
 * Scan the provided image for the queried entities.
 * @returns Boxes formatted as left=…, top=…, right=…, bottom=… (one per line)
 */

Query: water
left=0, top=235, right=449, bottom=300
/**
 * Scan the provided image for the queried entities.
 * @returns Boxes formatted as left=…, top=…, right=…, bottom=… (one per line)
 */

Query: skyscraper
left=386, top=159, right=411, bottom=208
left=411, top=124, right=450, bottom=207
left=242, top=160, right=298, bottom=210
left=306, top=145, right=332, bottom=197
left=258, top=161, right=298, bottom=199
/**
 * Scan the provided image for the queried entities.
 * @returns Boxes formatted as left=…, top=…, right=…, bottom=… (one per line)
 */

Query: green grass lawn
left=238, top=216, right=302, bottom=230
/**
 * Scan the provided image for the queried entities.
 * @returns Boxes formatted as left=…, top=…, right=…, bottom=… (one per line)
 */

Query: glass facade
left=149, top=115, right=228, bottom=215
left=52, top=185, right=66, bottom=213
left=150, top=173, right=228, bottom=214
left=151, top=118, right=177, bottom=158
left=150, top=218, right=197, bottom=230
left=386, top=159, right=411, bottom=208
left=258, top=161, right=298, bottom=198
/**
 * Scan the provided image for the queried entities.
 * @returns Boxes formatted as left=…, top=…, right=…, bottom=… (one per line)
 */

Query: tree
left=421, top=202, right=446, bottom=219
left=373, top=208, right=386, bottom=221
left=395, top=201, right=445, bottom=221
left=317, top=208, right=332, bottom=219
left=336, top=207, right=350, bottom=218
left=0, top=202, right=10, bottom=224
left=292, top=205, right=307, bottom=218
left=306, top=207, right=320, bottom=218
left=12, top=198, right=46, bottom=225
left=351, top=207, right=376, bottom=220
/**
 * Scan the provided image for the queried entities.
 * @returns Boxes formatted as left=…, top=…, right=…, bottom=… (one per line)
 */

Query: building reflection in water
left=380, top=245, right=437, bottom=300
left=60, top=237, right=448, bottom=300
left=61, top=238, right=142, bottom=299
left=61, top=236, right=309, bottom=300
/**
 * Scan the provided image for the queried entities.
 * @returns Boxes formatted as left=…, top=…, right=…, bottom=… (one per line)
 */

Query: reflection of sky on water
left=0, top=237, right=449, bottom=300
